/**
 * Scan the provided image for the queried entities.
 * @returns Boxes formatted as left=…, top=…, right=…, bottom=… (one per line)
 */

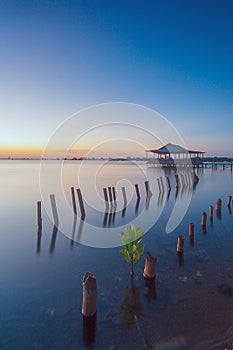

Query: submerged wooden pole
left=82, top=272, right=97, bottom=317
left=176, top=235, right=184, bottom=253
left=49, top=194, right=59, bottom=227
left=143, top=252, right=157, bottom=279
left=209, top=205, right=213, bottom=218
left=122, top=187, right=127, bottom=207
left=76, top=188, right=86, bottom=219
left=201, top=212, right=207, bottom=226
left=215, top=198, right=222, bottom=211
left=103, top=188, right=109, bottom=204
left=37, top=201, right=42, bottom=228
left=71, top=187, right=77, bottom=215
left=189, top=223, right=194, bottom=238
left=215, top=198, right=222, bottom=219
left=112, top=187, right=116, bottom=202
left=108, top=186, right=113, bottom=203
left=135, top=184, right=140, bottom=200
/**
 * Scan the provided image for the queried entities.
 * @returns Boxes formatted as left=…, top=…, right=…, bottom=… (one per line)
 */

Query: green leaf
left=137, top=244, right=145, bottom=255
left=119, top=249, right=131, bottom=262
left=133, top=253, right=140, bottom=263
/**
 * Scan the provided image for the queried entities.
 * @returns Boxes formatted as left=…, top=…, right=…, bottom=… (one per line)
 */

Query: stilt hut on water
left=145, top=143, right=205, bottom=167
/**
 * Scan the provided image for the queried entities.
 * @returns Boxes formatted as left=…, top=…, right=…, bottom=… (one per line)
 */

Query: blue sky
left=0, top=0, right=233, bottom=157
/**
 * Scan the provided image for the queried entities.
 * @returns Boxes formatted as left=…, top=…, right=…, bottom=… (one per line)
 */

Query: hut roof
left=146, top=143, right=205, bottom=155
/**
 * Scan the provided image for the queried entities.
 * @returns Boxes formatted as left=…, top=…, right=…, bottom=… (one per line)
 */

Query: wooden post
left=37, top=201, right=42, bottom=228
left=49, top=194, right=59, bottom=227
left=189, top=223, right=194, bottom=237
left=82, top=272, right=97, bottom=317
left=209, top=205, right=213, bottom=226
left=71, top=187, right=77, bottom=215
left=112, top=187, right=116, bottom=202
left=108, top=187, right=113, bottom=203
left=135, top=184, right=140, bottom=200
left=227, top=195, right=232, bottom=207
left=209, top=205, right=213, bottom=218
left=176, top=236, right=184, bottom=253
left=215, top=198, right=222, bottom=219
left=143, top=252, right=157, bottom=279
left=122, top=187, right=127, bottom=208
left=76, top=188, right=86, bottom=219
left=201, top=212, right=207, bottom=226
left=215, top=198, right=222, bottom=211
left=103, top=188, right=109, bottom=204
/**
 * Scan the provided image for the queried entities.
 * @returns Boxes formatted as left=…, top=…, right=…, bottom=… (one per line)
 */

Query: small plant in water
left=120, top=225, right=145, bottom=276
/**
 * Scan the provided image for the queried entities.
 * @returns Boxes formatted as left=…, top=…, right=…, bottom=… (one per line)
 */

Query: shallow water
left=0, top=160, right=233, bottom=350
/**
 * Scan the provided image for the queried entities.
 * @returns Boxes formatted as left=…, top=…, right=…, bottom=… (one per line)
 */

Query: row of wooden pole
left=37, top=172, right=198, bottom=228
left=176, top=195, right=232, bottom=255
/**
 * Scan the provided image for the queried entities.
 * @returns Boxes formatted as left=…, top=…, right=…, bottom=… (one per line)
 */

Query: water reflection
left=120, top=279, right=143, bottom=327
left=144, top=278, right=157, bottom=301
left=177, top=252, right=184, bottom=267
left=82, top=314, right=97, bottom=349
left=70, top=215, right=77, bottom=248
left=76, top=218, right=84, bottom=242
left=49, top=225, right=58, bottom=254
left=36, top=224, right=42, bottom=254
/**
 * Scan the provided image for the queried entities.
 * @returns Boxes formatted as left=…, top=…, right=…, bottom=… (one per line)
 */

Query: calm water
left=0, top=160, right=233, bottom=350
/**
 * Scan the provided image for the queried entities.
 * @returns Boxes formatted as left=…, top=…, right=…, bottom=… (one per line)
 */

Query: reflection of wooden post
left=103, top=188, right=109, bottom=211
left=157, top=178, right=161, bottom=192
left=76, top=188, right=86, bottom=219
left=37, top=201, right=42, bottom=228
left=71, top=187, right=77, bottom=215
left=135, top=184, right=140, bottom=200
left=122, top=187, right=127, bottom=208
left=166, top=177, right=171, bottom=191
left=83, top=313, right=96, bottom=348
left=160, top=177, right=165, bottom=192
left=143, top=252, right=157, bottom=279
left=82, top=272, right=97, bottom=317
left=175, top=174, right=180, bottom=188
left=176, top=235, right=184, bottom=253
left=145, top=181, right=152, bottom=197
left=49, top=194, right=59, bottom=227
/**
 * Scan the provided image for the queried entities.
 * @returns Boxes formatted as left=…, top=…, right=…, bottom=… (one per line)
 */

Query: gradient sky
left=0, top=0, right=233, bottom=157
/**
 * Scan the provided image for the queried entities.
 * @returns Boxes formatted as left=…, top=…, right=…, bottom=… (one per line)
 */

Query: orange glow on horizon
left=0, top=147, right=44, bottom=158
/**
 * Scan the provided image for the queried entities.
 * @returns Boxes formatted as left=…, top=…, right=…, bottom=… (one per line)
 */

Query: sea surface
left=0, top=160, right=233, bottom=350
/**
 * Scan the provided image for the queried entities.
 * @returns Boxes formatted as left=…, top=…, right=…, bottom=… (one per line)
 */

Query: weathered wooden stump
left=143, top=251, right=157, bottom=279
left=82, top=272, right=97, bottom=317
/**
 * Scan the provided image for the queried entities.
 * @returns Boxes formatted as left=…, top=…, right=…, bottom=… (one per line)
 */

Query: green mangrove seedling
left=120, top=225, right=145, bottom=276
